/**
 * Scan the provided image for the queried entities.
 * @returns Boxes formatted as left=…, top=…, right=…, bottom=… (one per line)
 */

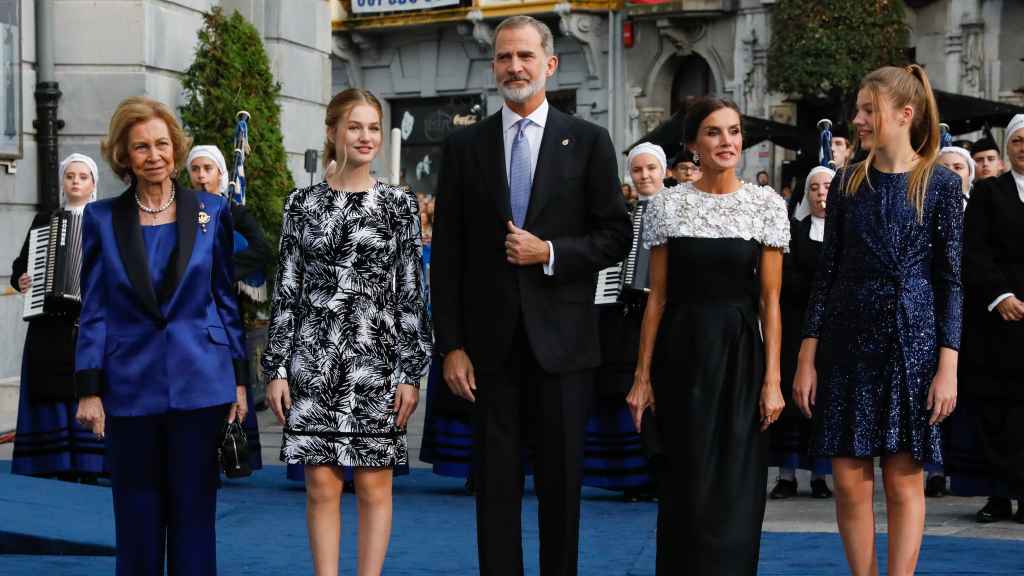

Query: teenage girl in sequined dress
left=793, top=65, right=963, bottom=576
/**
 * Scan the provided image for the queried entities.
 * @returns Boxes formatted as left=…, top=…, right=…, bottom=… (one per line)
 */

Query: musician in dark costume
left=584, top=142, right=665, bottom=500
left=947, top=114, right=1024, bottom=524
left=10, top=153, right=104, bottom=481
left=769, top=165, right=835, bottom=500
left=971, top=137, right=1004, bottom=181
left=188, top=144, right=273, bottom=471
left=937, top=145, right=975, bottom=209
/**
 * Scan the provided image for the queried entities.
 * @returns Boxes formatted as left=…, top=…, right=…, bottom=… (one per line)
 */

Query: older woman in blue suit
left=74, top=96, right=247, bottom=576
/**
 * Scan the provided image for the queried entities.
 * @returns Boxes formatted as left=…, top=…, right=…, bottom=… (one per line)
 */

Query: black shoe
left=769, top=478, right=798, bottom=499
left=976, top=497, right=1013, bottom=523
left=1015, top=501, right=1024, bottom=524
left=810, top=477, right=833, bottom=499
left=925, top=475, right=948, bottom=498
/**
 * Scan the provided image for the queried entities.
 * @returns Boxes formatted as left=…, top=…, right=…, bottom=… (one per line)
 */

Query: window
left=0, top=0, right=19, bottom=159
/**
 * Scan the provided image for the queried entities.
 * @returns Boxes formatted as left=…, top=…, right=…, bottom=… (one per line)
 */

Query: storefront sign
left=351, top=0, right=459, bottom=14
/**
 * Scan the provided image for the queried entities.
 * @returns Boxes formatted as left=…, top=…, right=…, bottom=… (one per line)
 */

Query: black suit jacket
left=961, top=171, right=1024, bottom=398
left=431, top=106, right=632, bottom=374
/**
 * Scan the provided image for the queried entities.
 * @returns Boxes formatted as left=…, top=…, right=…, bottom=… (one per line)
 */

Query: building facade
left=0, top=0, right=333, bottom=422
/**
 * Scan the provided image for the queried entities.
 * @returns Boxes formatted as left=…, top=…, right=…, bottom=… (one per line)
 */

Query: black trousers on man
left=473, top=320, right=592, bottom=576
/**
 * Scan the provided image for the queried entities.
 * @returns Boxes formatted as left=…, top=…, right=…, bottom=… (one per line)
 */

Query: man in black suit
left=952, top=115, right=1024, bottom=523
left=431, top=15, right=632, bottom=576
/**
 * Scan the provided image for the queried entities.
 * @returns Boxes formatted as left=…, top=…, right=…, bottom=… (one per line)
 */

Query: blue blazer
left=75, top=186, right=246, bottom=417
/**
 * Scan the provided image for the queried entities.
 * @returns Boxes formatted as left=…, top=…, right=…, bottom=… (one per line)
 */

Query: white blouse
left=642, top=181, right=791, bottom=251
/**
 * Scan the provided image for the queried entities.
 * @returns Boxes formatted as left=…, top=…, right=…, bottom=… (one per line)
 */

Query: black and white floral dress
left=262, top=180, right=432, bottom=468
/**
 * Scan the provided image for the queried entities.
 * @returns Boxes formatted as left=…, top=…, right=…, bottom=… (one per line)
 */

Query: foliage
left=767, top=0, right=910, bottom=109
left=179, top=7, right=294, bottom=251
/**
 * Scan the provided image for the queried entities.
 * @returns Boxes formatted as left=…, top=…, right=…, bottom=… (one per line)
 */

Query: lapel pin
left=198, top=202, right=210, bottom=233
left=561, top=138, right=570, bottom=146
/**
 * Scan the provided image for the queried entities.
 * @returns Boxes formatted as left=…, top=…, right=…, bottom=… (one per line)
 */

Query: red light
left=623, top=20, right=634, bottom=49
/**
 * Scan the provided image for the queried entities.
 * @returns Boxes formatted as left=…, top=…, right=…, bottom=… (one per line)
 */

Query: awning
left=934, top=90, right=1024, bottom=135
left=627, top=112, right=812, bottom=160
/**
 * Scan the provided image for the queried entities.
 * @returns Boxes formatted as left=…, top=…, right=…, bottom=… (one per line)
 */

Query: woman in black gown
left=793, top=65, right=962, bottom=576
left=627, top=97, right=788, bottom=575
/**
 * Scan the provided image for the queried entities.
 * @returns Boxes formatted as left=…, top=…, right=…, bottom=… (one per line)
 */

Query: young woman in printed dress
left=262, top=88, right=431, bottom=576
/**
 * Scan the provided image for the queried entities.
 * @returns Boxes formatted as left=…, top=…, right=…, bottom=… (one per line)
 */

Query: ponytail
left=843, top=65, right=940, bottom=222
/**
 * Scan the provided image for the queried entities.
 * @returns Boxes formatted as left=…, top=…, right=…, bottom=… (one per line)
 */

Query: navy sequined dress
left=803, top=166, right=963, bottom=465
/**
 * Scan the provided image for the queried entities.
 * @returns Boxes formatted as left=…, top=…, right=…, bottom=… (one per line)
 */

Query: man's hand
left=995, top=295, right=1024, bottom=321
left=17, top=273, right=30, bottom=293
left=443, top=349, right=476, bottom=402
left=506, top=221, right=549, bottom=266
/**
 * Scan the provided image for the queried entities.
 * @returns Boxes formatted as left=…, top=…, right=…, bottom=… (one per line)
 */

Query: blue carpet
left=1, top=463, right=1022, bottom=575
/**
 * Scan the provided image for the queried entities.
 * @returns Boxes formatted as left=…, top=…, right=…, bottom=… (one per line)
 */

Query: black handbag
left=218, top=420, right=252, bottom=478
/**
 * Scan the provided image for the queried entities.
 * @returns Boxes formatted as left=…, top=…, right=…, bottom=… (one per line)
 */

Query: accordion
left=594, top=200, right=652, bottom=305
left=22, top=211, right=84, bottom=320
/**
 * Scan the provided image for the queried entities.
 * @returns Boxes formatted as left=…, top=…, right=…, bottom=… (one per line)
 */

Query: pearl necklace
left=135, top=184, right=176, bottom=214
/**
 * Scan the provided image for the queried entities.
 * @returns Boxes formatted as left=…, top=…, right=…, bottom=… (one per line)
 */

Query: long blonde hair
left=842, top=65, right=940, bottom=221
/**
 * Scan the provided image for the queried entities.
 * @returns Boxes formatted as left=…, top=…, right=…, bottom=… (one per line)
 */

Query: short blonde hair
left=101, top=96, right=191, bottom=180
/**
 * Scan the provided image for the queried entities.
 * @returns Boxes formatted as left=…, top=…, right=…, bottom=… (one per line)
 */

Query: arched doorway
left=670, top=54, right=713, bottom=115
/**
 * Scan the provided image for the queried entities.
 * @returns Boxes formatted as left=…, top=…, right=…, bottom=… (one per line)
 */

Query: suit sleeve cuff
left=989, top=293, right=1014, bottom=312
left=543, top=241, right=555, bottom=276
left=75, top=369, right=103, bottom=398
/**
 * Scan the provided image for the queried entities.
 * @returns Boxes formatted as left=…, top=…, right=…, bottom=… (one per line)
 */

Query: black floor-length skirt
left=651, top=237, right=768, bottom=576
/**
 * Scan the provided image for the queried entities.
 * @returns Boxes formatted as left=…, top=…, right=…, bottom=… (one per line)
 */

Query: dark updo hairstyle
left=683, top=96, right=742, bottom=144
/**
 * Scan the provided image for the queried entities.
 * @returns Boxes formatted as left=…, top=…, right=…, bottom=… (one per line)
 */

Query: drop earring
left=693, top=151, right=701, bottom=164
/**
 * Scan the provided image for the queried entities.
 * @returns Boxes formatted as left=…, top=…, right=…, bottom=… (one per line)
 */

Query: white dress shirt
left=988, top=170, right=1024, bottom=312
left=501, top=100, right=555, bottom=275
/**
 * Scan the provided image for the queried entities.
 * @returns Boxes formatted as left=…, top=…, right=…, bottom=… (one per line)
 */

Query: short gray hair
left=493, top=16, right=555, bottom=57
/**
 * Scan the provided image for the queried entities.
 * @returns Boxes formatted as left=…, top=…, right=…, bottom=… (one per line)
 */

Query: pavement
left=3, top=379, right=1023, bottom=543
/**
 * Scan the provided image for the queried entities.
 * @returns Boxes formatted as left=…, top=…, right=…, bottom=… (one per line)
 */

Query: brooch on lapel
left=198, top=202, right=210, bottom=233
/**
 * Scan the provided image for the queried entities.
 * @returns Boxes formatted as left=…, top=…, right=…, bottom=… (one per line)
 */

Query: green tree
left=179, top=7, right=293, bottom=250
left=767, top=0, right=909, bottom=114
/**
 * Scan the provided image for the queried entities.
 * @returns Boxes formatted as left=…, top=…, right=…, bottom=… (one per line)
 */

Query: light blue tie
left=509, top=118, right=532, bottom=227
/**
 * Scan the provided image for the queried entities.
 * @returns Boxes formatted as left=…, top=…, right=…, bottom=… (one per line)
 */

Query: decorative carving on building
left=656, top=18, right=707, bottom=56
left=638, top=106, right=665, bottom=137
left=741, top=28, right=768, bottom=117
left=350, top=31, right=378, bottom=57
left=960, top=18, right=985, bottom=98
left=458, top=10, right=493, bottom=51
left=332, top=33, right=364, bottom=88
left=555, top=3, right=603, bottom=79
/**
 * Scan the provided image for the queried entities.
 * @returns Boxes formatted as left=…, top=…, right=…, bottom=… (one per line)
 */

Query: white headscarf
left=1005, top=114, right=1024, bottom=157
left=187, top=145, right=229, bottom=193
left=794, top=166, right=836, bottom=222
left=59, top=153, right=99, bottom=210
left=938, top=146, right=976, bottom=186
left=627, top=143, right=667, bottom=174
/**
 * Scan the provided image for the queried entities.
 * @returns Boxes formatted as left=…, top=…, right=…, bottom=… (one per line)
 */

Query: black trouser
left=472, top=321, right=592, bottom=576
